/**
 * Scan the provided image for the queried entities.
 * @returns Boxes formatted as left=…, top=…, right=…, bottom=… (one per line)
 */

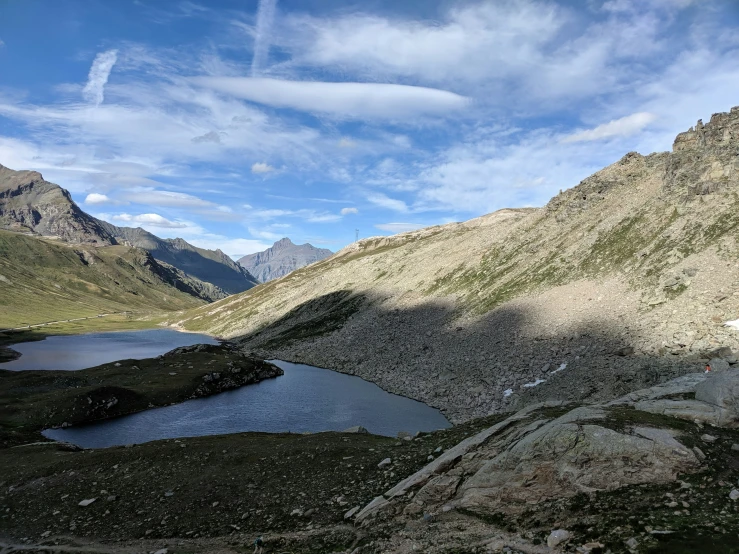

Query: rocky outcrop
left=0, top=165, right=116, bottom=245
left=354, top=370, right=733, bottom=530
left=238, top=237, right=332, bottom=282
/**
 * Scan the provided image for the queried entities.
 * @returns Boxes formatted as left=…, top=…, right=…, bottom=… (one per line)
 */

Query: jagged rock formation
left=0, top=164, right=258, bottom=300
left=174, top=105, right=739, bottom=423
left=0, top=165, right=116, bottom=245
left=238, top=237, right=332, bottom=282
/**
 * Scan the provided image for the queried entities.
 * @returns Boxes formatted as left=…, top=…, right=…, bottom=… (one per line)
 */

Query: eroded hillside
left=174, top=107, right=739, bottom=422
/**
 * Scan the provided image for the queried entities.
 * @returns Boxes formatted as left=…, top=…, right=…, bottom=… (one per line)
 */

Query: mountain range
left=237, top=237, right=332, bottom=283
left=174, top=105, right=739, bottom=423
left=0, top=164, right=258, bottom=304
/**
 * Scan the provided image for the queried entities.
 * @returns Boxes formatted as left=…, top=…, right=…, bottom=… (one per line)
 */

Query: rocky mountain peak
left=672, top=106, right=739, bottom=152
left=238, top=237, right=332, bottom=282
left=273, top=237, right=294, bottom=249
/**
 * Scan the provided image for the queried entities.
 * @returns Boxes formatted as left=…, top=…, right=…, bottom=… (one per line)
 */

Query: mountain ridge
left=0, top=164, right=258, bottom=300
left=238, top=237, right=332, bottom=282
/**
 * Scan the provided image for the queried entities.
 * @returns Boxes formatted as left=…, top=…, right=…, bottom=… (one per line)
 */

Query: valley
left=1, top=107, right=739, bottom=554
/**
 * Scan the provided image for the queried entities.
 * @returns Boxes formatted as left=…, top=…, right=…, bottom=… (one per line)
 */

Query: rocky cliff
left=175, top=105, right=739, bottom=423
left=238, top=237, right=332, bottom=282
left=0, top=164, right=258, bottom=301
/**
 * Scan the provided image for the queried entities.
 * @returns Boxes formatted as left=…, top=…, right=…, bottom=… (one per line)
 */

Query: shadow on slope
left=228, top=290, right=707, bottom=421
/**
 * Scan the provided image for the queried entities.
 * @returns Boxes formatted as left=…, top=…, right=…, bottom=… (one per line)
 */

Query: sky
left=1, top=0, right=738, bottom=258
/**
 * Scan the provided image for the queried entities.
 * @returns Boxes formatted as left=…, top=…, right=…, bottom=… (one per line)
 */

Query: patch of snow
left=550, top=362, right=567, bottom=375
left=522, top=378, right=546, bottom=388
left=725, top=319, right=739, bottom=331
left=503, top=388, right=513, bottom=398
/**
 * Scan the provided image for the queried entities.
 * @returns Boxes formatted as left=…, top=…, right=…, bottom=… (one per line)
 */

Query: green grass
left=0, top=230, right=204, bottom=329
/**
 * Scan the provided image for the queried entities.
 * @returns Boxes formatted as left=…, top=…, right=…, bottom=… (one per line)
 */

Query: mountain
left=0, top=229, right=206, bottom=329
left=237, top=237, right=333, bottom=282
left=174, top=105, right=739, bottom=423
left=0, top=164, right=258, bottom=299
left=95, top=222, right=259, bottom=295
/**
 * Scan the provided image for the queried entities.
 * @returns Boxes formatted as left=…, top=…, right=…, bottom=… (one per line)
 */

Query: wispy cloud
left=340, top=207, right=358, bottom=215
left=82, top=50, right=118, bottom=107
left=251, top=0, right=278, bottom=76
left=562, top=112, right=657, bottom=143
left=367, top=193, right=408, bottom=213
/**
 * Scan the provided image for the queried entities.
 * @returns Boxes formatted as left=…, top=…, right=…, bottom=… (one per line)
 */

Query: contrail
left=82, top=50, right=118, bottom=107
left=251, top=0, right=277, bottom=77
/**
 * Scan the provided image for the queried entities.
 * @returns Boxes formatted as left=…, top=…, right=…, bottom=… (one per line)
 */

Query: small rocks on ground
left=547, top=529, right=571, bottom=547
left=78, top=498, right=97, bottom=507
left=378, top=458, right=392, bottom=468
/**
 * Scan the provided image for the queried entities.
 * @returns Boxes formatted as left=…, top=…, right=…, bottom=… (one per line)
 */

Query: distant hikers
left=253, top=537, right=264, bottom=554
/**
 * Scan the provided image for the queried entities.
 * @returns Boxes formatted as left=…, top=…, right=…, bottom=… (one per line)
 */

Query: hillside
left=174, top=106, right=739, bottom=422
left=0, top=164, right=258, bottom=299
left=0, top=230, right=206, bottom=329
left=238, top=237, right=332, bottom=282
left=96, top=222, right=259, bottom=295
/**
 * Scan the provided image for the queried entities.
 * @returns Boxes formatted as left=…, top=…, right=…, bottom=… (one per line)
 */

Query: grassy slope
left=174, top=143, right=739, bottom=340
left=0, top=230, right=205, bottom=329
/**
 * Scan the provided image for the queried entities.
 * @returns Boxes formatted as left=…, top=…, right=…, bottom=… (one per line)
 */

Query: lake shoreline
left=0, top=341, right=282, bottom=447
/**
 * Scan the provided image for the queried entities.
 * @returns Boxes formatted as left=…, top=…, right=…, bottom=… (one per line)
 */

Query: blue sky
left=1, top=0, right=738, bottom=257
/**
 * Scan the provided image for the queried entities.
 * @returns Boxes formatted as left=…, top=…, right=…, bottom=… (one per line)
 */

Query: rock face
left=355, top=372, right=719, bottom=526
left=237, top=237, right=332, bottom=282
left=0, top=165, right=116, bottom=245
left=176, top=105, right=739, bottom=422
left=0, top=164, right=258, bottom=300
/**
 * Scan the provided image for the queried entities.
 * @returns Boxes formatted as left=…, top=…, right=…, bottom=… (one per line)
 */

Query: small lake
left=43, top=359, right=451, bottom=447
left=0, top=329, right=219, bottom=371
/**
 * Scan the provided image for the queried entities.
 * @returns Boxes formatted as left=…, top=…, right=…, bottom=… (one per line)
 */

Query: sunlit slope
left=0, top=231, right=205, bottom=328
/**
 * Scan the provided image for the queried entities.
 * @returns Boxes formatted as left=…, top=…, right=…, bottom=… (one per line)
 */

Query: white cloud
left=110, top=212, right=188, bottom=228
left=338, top=137, right=356, bottom=148
left=84, top=193, right=114, bottom=205
left=281, top=2, right=564, bottom=86
left=251, top=0, right=278, bottom=76
left=375, top=222, right=426, bottom=233
left=251, top=161, right=275, bottom=173
left=82, top=50, right=118, bottom=107
left=366, top=193, right=408, bottom=213
left=192, top=77, right=469, bottom=119
left=562, top=112, right=657, bottom=143
left=340, top=207, right=359, bottom=215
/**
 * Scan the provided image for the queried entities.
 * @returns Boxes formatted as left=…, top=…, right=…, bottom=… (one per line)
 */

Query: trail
left=0, top=312, right=130, bottom=332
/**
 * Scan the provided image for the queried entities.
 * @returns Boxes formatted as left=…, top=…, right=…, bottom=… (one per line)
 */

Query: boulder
left=694, top=369, right=739, bottom=424
left=342, top=426, right=369, bottom=434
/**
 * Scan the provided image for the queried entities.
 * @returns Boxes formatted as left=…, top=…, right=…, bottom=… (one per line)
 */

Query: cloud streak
left=82, top=50, right=118, bottom=107
left=562, top=112, right=657, bottom=143
left=251, top=0, right=278, bottom=76
left=192, top=77, right=469, bottom=119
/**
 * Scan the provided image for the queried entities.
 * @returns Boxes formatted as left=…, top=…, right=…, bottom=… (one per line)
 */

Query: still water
left=43, top=359, right=451, bottom=447
left=0, top=329, right=219, bottom=371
